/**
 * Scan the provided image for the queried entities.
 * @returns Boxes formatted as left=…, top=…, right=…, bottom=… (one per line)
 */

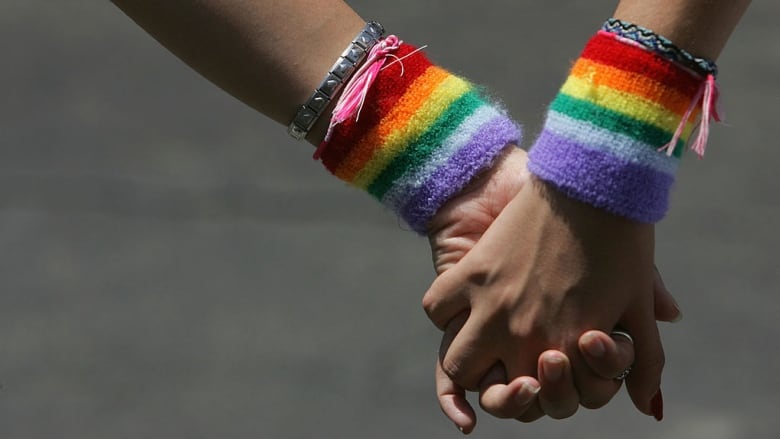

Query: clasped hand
left=425, top=147, right=677, bottom=432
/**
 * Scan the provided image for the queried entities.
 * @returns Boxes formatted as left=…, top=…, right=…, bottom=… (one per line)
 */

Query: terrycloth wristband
left=316, top=42, right=521, bottom=234
left=528, top=29, right=715, bottom=223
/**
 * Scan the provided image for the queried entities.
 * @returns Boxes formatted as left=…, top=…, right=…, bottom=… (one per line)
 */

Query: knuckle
left=479, top=397, right=503, bottom=418
left=440, top=356, right=466, bottom=384
left=421, top=292, right=446, bottom=329
left=420, top=291, right=436, bottom=316
left=478, top=398, right=512, bottom=419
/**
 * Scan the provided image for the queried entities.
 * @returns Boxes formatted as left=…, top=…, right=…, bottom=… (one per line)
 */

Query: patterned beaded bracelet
left=602, top=18, right=718, bottom=77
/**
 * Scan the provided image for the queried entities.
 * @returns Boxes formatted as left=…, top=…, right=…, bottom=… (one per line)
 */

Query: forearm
left=110, top=0, right=364, bottom=144
left=527, top=0, right=750, bottom=222
left=113, top=1, right=521, bottom=233
left=613, top=0, right=751, bottom=59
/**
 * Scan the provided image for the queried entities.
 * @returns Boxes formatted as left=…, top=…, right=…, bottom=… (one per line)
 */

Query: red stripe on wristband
left=581, top=32, right=701, bottom=97
left=320, top=44, right=433, bottom=174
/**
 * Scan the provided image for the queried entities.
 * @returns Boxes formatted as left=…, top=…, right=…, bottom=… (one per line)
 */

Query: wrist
left=528, top=23, right=718, bottom=223
left=428, top=146, right=527, bottom=233
left=613, top=0, right=750, bottom=60
left=313, top=38, right=521, bottom=234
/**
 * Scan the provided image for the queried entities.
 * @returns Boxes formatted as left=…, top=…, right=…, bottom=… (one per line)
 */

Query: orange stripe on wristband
left=321, top=44, right=433, bottom=174
left=570, top=58, right=696, bottom=117
left=334, top=65, right=452, bottom=181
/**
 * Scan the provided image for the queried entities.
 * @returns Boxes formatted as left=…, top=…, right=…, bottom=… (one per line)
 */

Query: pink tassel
left=689, top=74, right=721, bottom=158
left=313, top=35, right=403, bottom=160
left=659, top=73, right=721, bottom=159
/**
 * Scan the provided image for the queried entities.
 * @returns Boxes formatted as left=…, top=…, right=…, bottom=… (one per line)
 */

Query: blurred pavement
left=1, top=1, right=778, bottom=438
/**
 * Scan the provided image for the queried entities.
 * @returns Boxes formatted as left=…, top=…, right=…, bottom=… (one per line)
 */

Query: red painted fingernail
left=650, top=389, right=664, bottom=421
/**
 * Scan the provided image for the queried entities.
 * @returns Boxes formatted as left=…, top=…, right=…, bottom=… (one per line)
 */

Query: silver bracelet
left=287, top=21, right=385, bottom=141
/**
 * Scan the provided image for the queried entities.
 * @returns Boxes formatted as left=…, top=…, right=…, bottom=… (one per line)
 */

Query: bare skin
left=428, top=147, right=681, bottom=431
left=109, top=1, right=649, bottom=423
left=425, top=0, right=750, bottom=430
left=111, top=0, right=748, bottom=432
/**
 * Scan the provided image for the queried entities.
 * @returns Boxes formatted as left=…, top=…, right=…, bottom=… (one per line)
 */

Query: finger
left=439, top=314, right=498, bottom=391
left=422, top=271, right=471, bottom=330
left=436, top=359, right=477, bottom=434
left=439, top=312, right=468, bottom=363
left=506, top=357, right=545, bottom=423
left=621, top=308, right=666, bottom=420
left=478, top=364, right=541, bottom=419
left=537, top=350, right=580, bottom=419
left=579, top=330, right=635, bottom=379
left=573, top=330, right=631, bottom=409
left=652, top=266, right=683, bottom=323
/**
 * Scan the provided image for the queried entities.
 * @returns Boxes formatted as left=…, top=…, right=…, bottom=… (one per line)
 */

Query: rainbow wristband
left=528, top=29, right=710, bottom=223
left=317, top=43, right=521, bottom=234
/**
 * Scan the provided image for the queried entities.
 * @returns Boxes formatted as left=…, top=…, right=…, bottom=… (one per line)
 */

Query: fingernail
left=515, top=381, right=541, bottom=406
left=670, top=306, right=684, bottom=323
left=667, top=291, right=683, bottom=323
left=583, top=332, right=606, bottom=358
left=542, top=356, right=565, bottom=382
left=650, top=389, right=664, bottom=421
left=658, top=273, right=683, bottom=323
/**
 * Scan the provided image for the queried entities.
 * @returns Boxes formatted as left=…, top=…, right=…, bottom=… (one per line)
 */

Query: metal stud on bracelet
left=287, top=21, right=385, bottom=140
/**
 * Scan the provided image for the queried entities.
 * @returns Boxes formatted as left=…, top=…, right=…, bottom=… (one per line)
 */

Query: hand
left=426, top=177, right=660, bottom=416
left=435, top=266, right=678, bottom=433
left=426, top=149, right=677, bottom=430
left=435, top=329, right=635, bottom=432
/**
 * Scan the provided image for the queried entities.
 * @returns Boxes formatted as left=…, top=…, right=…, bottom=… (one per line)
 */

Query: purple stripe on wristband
left=400, top=116, right=520, bottom=233
left=528, top=130, right=674, bottom=223
left=381, top=105, right=504, bottom=213
left=543, top=111, right=681, bottom=175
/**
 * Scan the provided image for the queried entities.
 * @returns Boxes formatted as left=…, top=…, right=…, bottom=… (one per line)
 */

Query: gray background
left=1, top=1, right=778, bottom=438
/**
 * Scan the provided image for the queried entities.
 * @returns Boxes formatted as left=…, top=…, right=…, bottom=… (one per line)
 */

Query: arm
left=426, top=0, right=750, bottom=428
left=112, top=0, right=522, bottom=235
left=614, top=0, right=750, bottom=60
left=111, top=0, right=364, bottom=144
left=112, top=0, right=701, bottom=430
left=110, top=0, right=748, bottom=142
left=112, top=0, right=623, bottom=425
left=430, top=153, right=682, bottom=431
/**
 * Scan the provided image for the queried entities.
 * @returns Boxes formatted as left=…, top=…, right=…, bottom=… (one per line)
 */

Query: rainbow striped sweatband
left=317, top=43, right=521, bottom=234
left=528, top=29, right=709, bottom=223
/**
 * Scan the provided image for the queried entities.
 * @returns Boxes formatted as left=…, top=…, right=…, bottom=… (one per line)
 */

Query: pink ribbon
left=659, top=73, right=721, bottom=159
left=314, top=35, right=403, bottom=160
